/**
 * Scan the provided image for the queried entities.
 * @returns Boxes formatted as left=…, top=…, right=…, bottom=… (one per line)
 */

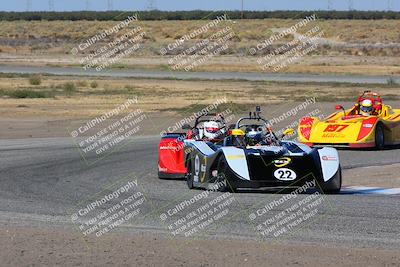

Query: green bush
left=8, top=89, right=46, bottom=98
left=63, top=82, right=77, bottom=95
left=29, top=75, right=42, bottom=85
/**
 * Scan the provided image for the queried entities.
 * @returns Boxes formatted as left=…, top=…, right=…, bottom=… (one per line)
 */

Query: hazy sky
left=2, top=0, right=399, bottom=12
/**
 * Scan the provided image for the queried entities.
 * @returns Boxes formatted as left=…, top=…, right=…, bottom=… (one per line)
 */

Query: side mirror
left=282, top=128, right=295, bottom=137
left=335, top=105, right=344, bottom=110
left=182, top=123, right=191, bottom=130
left=228, top=124, right=236, bottom=130
left=335, top=105, right=346, bottom=116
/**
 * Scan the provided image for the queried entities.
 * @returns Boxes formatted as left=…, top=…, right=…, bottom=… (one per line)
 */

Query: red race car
left=158, top=113, right=227, bottom=179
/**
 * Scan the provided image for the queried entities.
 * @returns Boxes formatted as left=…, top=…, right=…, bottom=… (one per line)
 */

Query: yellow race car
left=298, top=91, right=400, bottom=149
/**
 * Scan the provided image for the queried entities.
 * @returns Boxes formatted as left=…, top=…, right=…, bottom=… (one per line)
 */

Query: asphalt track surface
left=1, top=136, right=399, bottom=250
left=1, top=65, right=400, bottom=84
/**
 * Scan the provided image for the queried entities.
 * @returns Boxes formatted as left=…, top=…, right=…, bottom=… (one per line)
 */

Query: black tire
left=319, top=165, right=342, bottom=194
left=186, top=159, right=194, bottom=189
left=375, top=123, right=385, bottom=150
left=216, top=156, right=236, bottom=193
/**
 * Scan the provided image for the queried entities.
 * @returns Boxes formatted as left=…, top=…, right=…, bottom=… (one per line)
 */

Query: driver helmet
left=360, top=99, right=373, bottom=116
left=246, top=127, right=263, bottom=145
left=203, top=120, right=224, bottom=140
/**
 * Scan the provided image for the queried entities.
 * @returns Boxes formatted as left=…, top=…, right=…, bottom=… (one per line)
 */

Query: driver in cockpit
left=245, top=124, right=279, bottom=146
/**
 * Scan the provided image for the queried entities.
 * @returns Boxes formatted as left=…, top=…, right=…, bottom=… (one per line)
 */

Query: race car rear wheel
left=186, top=159, right=194, bottom=189
left=319, top=165, right=342, bottom=194
left=375, top=123, right=385, bottom=150
left=216, top=156, right=236, bottom=193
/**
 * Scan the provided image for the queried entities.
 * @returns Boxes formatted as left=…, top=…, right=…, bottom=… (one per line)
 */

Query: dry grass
left=1, top=19, right=399, bottom=44
left=0, top=19, right=399, bottom=75
left=0, top=74, right=399, bottom=119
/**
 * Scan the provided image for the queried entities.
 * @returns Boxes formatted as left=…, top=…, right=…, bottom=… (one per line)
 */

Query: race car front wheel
left=216, top=156, right=236, bottom=193
left=375, top=123, right=385, bottom=150
left=186, top=159, right=194, bottom=189
left=319, top=165, right=342, bottom=194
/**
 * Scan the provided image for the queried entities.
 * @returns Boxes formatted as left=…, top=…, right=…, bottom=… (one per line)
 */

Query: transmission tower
left=327, top=0, right=332, bottom=10
left=85, top=0, right=90, bottom=10
left=241, top=0, right=244, bottom=19
left=26, top=0, right=32, bottom=11
left=148, top=0, right=156, bottom=10
left=387, top=0, right=394, bottom=11
left=348, top=0, right=354, bottom=10
left=107, top=0, right=114, bottom=11
left=48, top=0, right=54, bottom=11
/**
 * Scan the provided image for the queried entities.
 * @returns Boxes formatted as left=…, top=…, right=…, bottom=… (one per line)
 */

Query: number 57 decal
left=324, top=124, right=349, bottom=132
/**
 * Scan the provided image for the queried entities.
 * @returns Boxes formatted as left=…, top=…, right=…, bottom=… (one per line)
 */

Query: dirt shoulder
left=2, top=225, right=399, bottom=267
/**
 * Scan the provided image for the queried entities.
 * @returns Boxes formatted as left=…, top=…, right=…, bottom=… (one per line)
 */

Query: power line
left=241, top=0, right=244, bottom=19
left=348, top=0, right=354, bottom=10
left=107, top=0, right=114, bottom=11
left=148, top=0, right=156, bottom=10
left=387, top=0, right=393, bottom=11
left=327, top=0, right=332, bottom=10
left=48, top=0, right=54, bottom=11
left=26, top=0, right=32, bottom=11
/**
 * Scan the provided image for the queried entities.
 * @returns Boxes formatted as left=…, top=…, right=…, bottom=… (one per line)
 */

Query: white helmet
left=203, top=121, right=224, bottom=140
left=360, top=99, right=373, bottom=116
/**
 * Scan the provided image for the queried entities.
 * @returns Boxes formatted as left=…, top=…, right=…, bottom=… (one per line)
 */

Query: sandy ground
left=2, top=225, right=399, bottom=267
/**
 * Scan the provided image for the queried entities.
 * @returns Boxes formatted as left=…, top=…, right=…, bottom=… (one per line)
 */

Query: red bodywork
left=158, top=134, right=187, bottom=178
left=158, top=113, right=226, bottom=179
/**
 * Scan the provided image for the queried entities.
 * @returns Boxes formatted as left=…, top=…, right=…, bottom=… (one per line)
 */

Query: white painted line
left=341, top=186, right=400, bottom=195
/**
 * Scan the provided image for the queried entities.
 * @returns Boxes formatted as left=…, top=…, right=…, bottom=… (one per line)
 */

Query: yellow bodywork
left=298, top=104, right=400, bottom=147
